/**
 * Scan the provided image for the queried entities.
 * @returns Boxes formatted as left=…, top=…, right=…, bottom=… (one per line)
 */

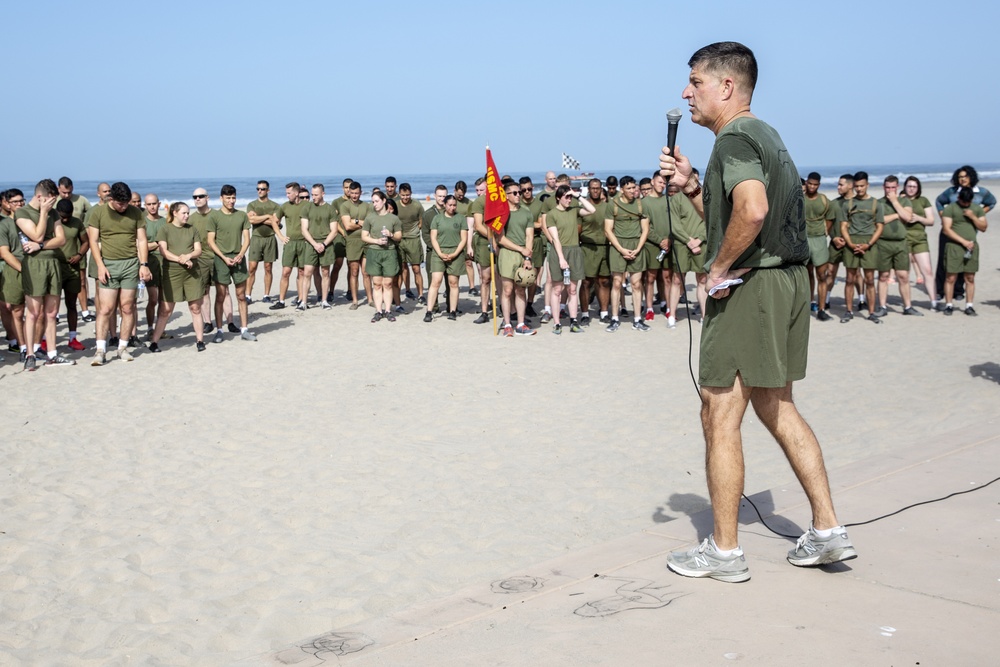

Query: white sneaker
left=667, top=316, right=677, bottom=329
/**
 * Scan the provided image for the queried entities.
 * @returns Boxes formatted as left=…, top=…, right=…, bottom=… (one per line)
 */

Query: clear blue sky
left=6, top=0, right=997, bottom=181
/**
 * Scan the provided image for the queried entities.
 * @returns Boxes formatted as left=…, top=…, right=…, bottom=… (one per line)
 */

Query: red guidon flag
left=485, top=147, right=509, bottom=234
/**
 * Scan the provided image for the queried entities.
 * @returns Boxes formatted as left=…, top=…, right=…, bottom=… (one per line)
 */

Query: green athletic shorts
left=282, top=239, right=310, bottom=269
left=531, top=234, right=545, bottom=267
left=610, top=237, right=647, bottom=274
left=399, top=237, right=422, bottom=265
left=700, top=264, right=809, bottom=388
left=807, top=235, right=830, bottom=267
left=876, top=239, right=909, bottom=272
left=163, top=261, right=206, bottom=303
left=248, top=235, right=278, bottom=263
left=842, top=235, right=877, bottom=270
left=197, top=256, right=213, bottom=290
left=302, top=241, right=330, bottom=267
left=145, top=252, right=163, bottom=288
left=365, top=246, right=399, bottom=277
left=907, top=238, right=929, bottom=255
left=214, top=254, right=250, bottom=285
left=101, top=257, right=140, bottom=290
left=429, top=248, right=464, bottom=277
left=472, top=234, right=492, bottom=267
left=547, top=244, right=584, bottom=283
left=2, top=264, right=23, bottom=305
left=497, top=247, right=529, bottom=280
left=644, top=242, right=673, bottom=271
left=345, top=232, right=365, bottom=262
left=827, top=240, right=844, bottom=265
left=22, top=256, right=63, bottom=297
left=332, top=234, right=347, bottom=259
left=581, top=243, right=610, bottom=278
left=945, top=241, right=979, bottom=274
left=672, top=242, right=705, bottom=274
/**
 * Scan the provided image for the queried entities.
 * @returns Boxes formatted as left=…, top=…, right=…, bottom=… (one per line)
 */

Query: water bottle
left=381, top=225, right=389, bottom=245
left=18, top=232, right=31, bottom=252
left=963, top=247, right=973, bottom=260
left=136, top=280, right=147, bottom=305
left=562, top=268, right=571, bottom=285
left=657, top=248, right=668, bottom=262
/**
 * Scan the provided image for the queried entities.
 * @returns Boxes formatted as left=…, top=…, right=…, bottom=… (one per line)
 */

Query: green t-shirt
left=422, top=205, right=443, bottom=245
left=546, top=207, right=581, bottom=247
left=67, top=194, right=91, bottom=223
left=525, top=196, right=544, bottom=231
left=397, top=200, right=424, bottom=238
left=14, top=206, right=61, bottom=260
left=86, top=203, right=146, bottom=261
left=942, top=202, right=984, bottom=242
left=339, top=200, right=373, bottom=238
left=362, top=212, right=401, bottom=247
left=431, top=212, right=464, bottom=249
left=0, top=216, right=25, bottom=261
left=246, top=199, right=280, bottom=238
left=503, top=206, right=532, bottom=247
left=643, top=195, right=670, bottom=245
left=606, top=194, right=644, bottom=240
left=156, top=223, right=198, bottom=257
left=61, top=216, right=86, bottom=262
left=454, top=196, right=473, bottom=219
left=804, top=193, right=831, bottom=237
left=188, top=209, right=214, bottom=258
left=878, top=196, right=910, bottom=242
left=300, top=202, right=338, bottom=243
left=579, top=198, right=608, bottom=245
left=145, top=216, right=166, bottom=254
left=668, top=192, right=705, bottom=243
left=703, top=117, right=808, bottom=270
left=277, top=201, right=308, bottom=241
left=467, top=196, right=487, bottom=238
left=829, top=196, right=852, bottom=239
left=905, top=195, right=932, bottom=245
left=837, top=196, right=883, bottom=237
left=207, top=209, right=251, bottom=254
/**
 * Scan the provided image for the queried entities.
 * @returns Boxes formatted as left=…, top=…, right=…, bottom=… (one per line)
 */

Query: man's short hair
left=4, top=188, right=23, bottom=201
left=500, top=176, right=515, bottom=187
left=555, top=173, right=570, bottom=184
left=853, top=171, right=869, bottom=183
left=839, top=173, right=855, bottom=183
left=384, top=176, right=396, bottom=186
left=807, top=172, right=822, bottom=182
left=257, top=179, right=270, bottom=189
left=588, top=178, right=602, bottom=188
left=435, top=184, right=448, bottom=193
left=349, top=181, right=361, bottom=192
left=619, top=175, right=636, bottom=188
left=688, top=41, right=758, bottom=93
left=957, top=187, right=974, bottom=204
left=399, top=182, right=411, bottom=193
left=883, top=175, right=899, bottom=186
left=474, top=177, right=486, bottom=187
left=605, top=175, right=618, bottom=187
left=639, top=177, right=652, bottom=187
left=35, top=179, right=58, bottom=197
left=220, top=184, right=237, bottom=197
left=58, top=176, right=74, bottom=189
left=110, top=182, right=132, bottom=203
left=286, top=182, right=301, bottom=193
left=312, top=183, right=325, bottom=192
left=56, top=199, right=74, bottom=216
left=454, top=180, right=467, bottom=192
left=518, top=176, right=533, bottom=187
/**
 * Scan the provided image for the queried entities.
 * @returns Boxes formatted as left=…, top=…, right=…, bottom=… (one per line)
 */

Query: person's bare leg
left=844, top=268, right=857, bottom=312
left=897, top=269, right=911, bottom=308
left=610, top=273, right=623, bottom=318
left=151, top=302, right=175, bottom=343
left=965, top=273, right=976, bottom=305
left=863, top=268, right=876, bottom=310
left=447, top=275, right=459, bottom=312
left=701, top=374, right=753, bottom=550
left=750, top=382, right=839, bottom=530
left=188, top=301, right=204, bottom=343
left=629, top=272, right=643, bottom=316
left=278, top=266, right=292, bottom=303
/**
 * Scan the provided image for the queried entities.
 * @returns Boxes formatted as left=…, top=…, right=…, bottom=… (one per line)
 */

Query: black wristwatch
left=140, top=262, right=149, bottom=267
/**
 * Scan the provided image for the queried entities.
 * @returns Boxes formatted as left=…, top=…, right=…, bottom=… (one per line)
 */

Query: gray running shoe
left=213, top=330, right=224, bottom=344
left=872, top=306, right=888, bottom=318
left=943, top=305, right=954, bottom=316
left=632, top=320, right=651, bottom=332
left=605, top=319, right=620, bottom=333
left=116, top=347, right=134, bottom=362
left=667, top=537, right=750, bottom=583
left=322, top=301, right=331, bottom=310
left=240, top=330, right=257, bottom=341
left=866, top=314, right=881, bottom=324
left=45, top=355, right=76, bottom=366
left=24, top=355, right=37, bottom=372
left=539, top=312, right=553, bottom=324
left=552, top=323, right=562, bottom=335
left=902, top=306, right=923, bottom=316
left=91, top=350, right=106, bottom=366
left=840, top=311, right=854, bottom=323
left=816, top=310, right=832, bottom=321
left=965, top=306, right=977, bottom=316
left=787, top=524, right=857, bottom=567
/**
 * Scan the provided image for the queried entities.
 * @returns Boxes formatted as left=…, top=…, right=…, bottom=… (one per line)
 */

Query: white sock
left=812, top=525, right=836, bottom=538
left=600, top=311, right=608, bottom=318
left=7, top=339, right=16, bottom=346
left=118, top=340, right=127, bottom=350
left=48, top=351, right=57, bottom=360
left=710, top=535, right=740, bottom=557
left=241, top=327, right=248, bottom=333
left=96, top=340, right=107, bottom=352
left=33, top=344, right=41, bottom=353
left=966, top=302, right=974, bottom=309
left=544, top=306, right=551, bottom=314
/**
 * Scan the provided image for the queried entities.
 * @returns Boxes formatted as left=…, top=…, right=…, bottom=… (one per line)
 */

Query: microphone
left=666, top=108, right=683, bottom=156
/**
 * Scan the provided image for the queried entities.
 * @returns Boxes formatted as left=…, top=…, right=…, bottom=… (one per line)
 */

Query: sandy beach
left=1, top=181, right=997, bottom=665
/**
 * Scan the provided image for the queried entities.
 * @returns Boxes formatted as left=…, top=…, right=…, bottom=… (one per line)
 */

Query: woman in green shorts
left=424, top=195, right=468, bottom=322
left=149, top=202, right=207, bottom=352
left=545, top=185, right=595, bottom=334
left=361, top=191, right=402, bottom=322
left=902, top=176, right=938, bottom=307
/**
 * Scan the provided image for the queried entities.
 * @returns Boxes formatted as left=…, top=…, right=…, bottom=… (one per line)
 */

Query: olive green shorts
left=1, top=264, right=24, bottom=305
left=700, top=264, right=809, bottom=388
left=365, top=246, right=399, bottom=277
left=198, top=256, right=214, bottom=290
left=22, top=256, right=63, bottom=297
left=876, top=239, right=909, bottom=272
left=303, top=242, right=336, bottom=267
left=581, top=243, right=611, bottom=278
left=610, top=238, right=647, bottom=274
left=214, top=254, right=250, bottom=285
left=332, top=235, right=347, bottom=259
left=163, top=262, right=206, bottom=303
left=644, top=242, right=673, bottom=271
left=945, top=241, right=979, bottom=274
left=807, top=235, right=830, bottom=267
left=100, top=257, right=140, bottom=290
left=145, top=252, right=163, bottom=288
left=841, top=235, right=878, bottom=270
left=672, top=242, right=706, bottom=274
left=248, top=235, right=278, bottom=263
left=473, top=234, right=492, bottom=267
left=429, top=248, right=464, bottom=277
left=547, top=245, right=584, bottom=283
left=907, top=237, right=930, bottom=255
left=531, top=233, right=545, bottom=267
left=60, top=262, right=81, bottom=295
left=497, top=247, right=529, bottom=280
left=399, top=237, right=422, bottom=265
left=345, top=232, right=365, bottom=262
left=827, top=240, right=844, bottom=265
left=281, top=239, right=310, bottom=269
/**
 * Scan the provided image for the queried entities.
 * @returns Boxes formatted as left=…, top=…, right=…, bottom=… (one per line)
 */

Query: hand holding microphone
left=660, top=108, right=694, bottom=189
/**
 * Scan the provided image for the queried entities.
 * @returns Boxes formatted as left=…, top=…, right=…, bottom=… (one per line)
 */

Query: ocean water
left=6, top=163, right=999, bottom=210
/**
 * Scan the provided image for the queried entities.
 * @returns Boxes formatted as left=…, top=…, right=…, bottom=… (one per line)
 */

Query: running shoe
left=787, top=524, right=857, bottom=567
left=503, top=324, right=513, bottom=337
left=91, top=351, right=105, bottom=366
left=148, top=342, right=161, bottom=353
left=514, top=323, right=535, bottom=336
left=196, top=341, right=206, bottom=352
left=902, top=306, right=923, bottom=316
left=116, top=347, right=134, bottom=362
left=24, top=355, right=37, bottom=372
left=45, top=355, right=75, bottom=366
left=473, top=312, right=489, bottom=324
left=269, top=300, right=285, bottom=310
left=816, top=310, right=832, bottom=322
left=632, top=320, right=651, bottom=332
left=539, top=312, right=552, bottom=324
left=227, top=323, right=241, bottom=333
left=423, top=312, right=433, bottom=323
left=666, top=537, right=750, bottom=583
left=966, top=306, right=977, bottom=317
left=605, top=319, right=620, bottom=333
left=644, top=309, right=655, bottom=321
left=241, top=330, right=257, bottom=341
left=552, top=323, right=562, bottom=335
left=213, top=330, right=224, bottom=343
left=570, top=321, right=583, bottom=333
left=68, top=338, right=86, bottom=351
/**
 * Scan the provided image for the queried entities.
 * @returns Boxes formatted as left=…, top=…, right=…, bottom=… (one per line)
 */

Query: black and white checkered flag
left=561, top=152, right=580, bottom=171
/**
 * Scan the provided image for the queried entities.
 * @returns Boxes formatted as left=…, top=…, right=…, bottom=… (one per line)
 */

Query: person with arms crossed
left=659, top=41, right=855, bottom=582
left=246, top=180, right=285, bottom=304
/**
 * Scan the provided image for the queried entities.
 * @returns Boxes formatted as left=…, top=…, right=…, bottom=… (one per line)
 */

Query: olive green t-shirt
left=829, top=196, right=852, bottom=239
left=188, top=209, right=214, bottom=258
left=397, top=200, right=424, bottom=238
left=454, top=196, right=473, bottom=219
left=299, top=202, right=338, bottom=243
left=837, top=196, right=883, bottom=237
left=422, top=205, right=443, bottom=246
left=804, top=193, right=831, bottom=237
left=86, top=203, right=146, bottom=260
left=703, top=116, right=808, bottom=270
left=905, top=195, right=932, bottom=245
left=67, top=194, right=91, bottom=223
left=61, top=216, right=86, bottom=262
left=156, top=223, right=198, bottom=257
left=277, top=201, right=309, bottom=241
left=207, top=209, right=251, bottom=254
left=0, top=216, right=25, bottom=261
left=467, top=196, right=487, bottom=238
left=339, top=200, right=373, bottom=238
left=431, top=213, right=464, bottom=249
left=942, top=202, right=985, bottom=242
left=14, top=206, right=61, bottom=260
left=246, top=199, right=281, bottom=238
left=362, top=213, right=402, bottom=247
left=605, top=194, right=645, bottom=240
left=643, top=195, right=670, bottom=245
left=668, top=192, right=705, bottom=243
left=503, top=206, right=532, bottom=247
left=546, top=207, right=581, bottom=247
left=145, top=216, right=166, bottom=254
left=878, top=196, right=911, bottom=242
left=579, top=198, right=608, bottom=245
left=525, top=196, right=544, bottom=231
